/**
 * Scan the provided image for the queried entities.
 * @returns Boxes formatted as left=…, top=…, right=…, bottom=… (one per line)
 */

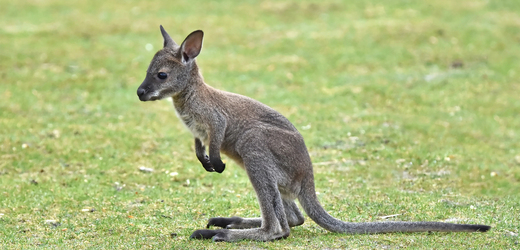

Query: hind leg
left=191, top=176, right=289, bottom=241
left=207, top=199, right=304, bottom=229
left=191, top=153, right=296, bottom=241
left=283, top=199, right=305, bottom=227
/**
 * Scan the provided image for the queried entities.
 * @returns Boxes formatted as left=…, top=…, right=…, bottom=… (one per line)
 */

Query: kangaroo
left=136, top=26, right=491, bottom=242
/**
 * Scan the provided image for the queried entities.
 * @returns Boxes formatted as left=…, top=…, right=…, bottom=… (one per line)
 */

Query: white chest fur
left=174, top=108, right=209, bottom=144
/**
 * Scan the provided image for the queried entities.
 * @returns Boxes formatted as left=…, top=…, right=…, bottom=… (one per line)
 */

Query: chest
left=174, top=109, right=209, bottom=143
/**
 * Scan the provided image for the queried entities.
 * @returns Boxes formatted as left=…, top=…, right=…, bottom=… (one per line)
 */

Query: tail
left=297, top=177, right=491, bottom=234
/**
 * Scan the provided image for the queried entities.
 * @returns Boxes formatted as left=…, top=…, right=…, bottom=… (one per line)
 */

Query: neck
left=172, top=63, right=206, bottom=111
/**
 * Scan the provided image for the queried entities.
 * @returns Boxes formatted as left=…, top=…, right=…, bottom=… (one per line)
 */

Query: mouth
left=137, top=88, right=160, bottom=102
left=138, top=95, right=160, bottom=102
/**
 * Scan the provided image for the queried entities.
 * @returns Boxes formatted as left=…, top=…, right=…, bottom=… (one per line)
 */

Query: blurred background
left=1, top=0, right=519, bottom=248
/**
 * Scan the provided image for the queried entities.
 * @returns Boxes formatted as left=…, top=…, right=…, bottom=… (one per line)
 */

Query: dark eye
left=157, top=72, right=168, bottom=79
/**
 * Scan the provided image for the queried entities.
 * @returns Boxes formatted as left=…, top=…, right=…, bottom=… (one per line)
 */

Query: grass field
left=1, top=0, right=519, bottom=248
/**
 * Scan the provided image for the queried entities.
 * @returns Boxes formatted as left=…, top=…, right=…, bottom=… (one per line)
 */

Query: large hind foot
left=207, top=217, right=262, bottom=229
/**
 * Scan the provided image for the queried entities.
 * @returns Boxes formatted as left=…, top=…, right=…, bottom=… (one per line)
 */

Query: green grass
left=1, top=0, right=519, bottom=248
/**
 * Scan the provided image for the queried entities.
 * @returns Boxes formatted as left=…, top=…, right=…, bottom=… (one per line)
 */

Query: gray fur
left=136, top=27, right=491, bottom=242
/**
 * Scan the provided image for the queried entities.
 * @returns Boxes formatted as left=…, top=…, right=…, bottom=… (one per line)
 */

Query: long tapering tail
left=297, top=177, right=491, bottom=234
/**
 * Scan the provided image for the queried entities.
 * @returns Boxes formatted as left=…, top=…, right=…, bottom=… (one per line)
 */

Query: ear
left=180, top=30, right=204, bottom=64
left=160, top=25, right=177, bottom=48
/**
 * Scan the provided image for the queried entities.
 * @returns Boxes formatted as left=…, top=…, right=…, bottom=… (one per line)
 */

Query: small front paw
left=211, top=160, right=226, bottom=173
left=202, top=164, right=215, bottom=172
left=200, top=155, right=215, bottom=172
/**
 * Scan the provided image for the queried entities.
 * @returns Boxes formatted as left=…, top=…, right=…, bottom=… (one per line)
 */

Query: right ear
left=160, top=25, right=177, bottom=48
left=179, top=30, right=204, bottom=64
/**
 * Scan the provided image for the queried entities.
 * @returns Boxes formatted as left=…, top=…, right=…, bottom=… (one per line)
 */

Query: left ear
left=180, top=30, right=204, bottom=64
left=160, top=25, right=178, bottom=48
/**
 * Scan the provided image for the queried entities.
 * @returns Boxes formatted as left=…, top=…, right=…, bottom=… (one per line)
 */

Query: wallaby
left=136, top=26, right=491, bottom=242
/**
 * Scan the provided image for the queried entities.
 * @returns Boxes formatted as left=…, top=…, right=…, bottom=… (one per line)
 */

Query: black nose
left=137, top=88, right=145, bottom=97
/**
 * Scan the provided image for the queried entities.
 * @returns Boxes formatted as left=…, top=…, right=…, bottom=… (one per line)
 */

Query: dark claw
left=203, top=165, right=215, bottom=172
left=200, top=155, right=215, bottom=172
left=190, top=229, right=219, bottom=240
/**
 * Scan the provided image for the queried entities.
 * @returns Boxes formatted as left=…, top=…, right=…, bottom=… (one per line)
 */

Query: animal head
left=137, top=26, right=204, bottom=101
